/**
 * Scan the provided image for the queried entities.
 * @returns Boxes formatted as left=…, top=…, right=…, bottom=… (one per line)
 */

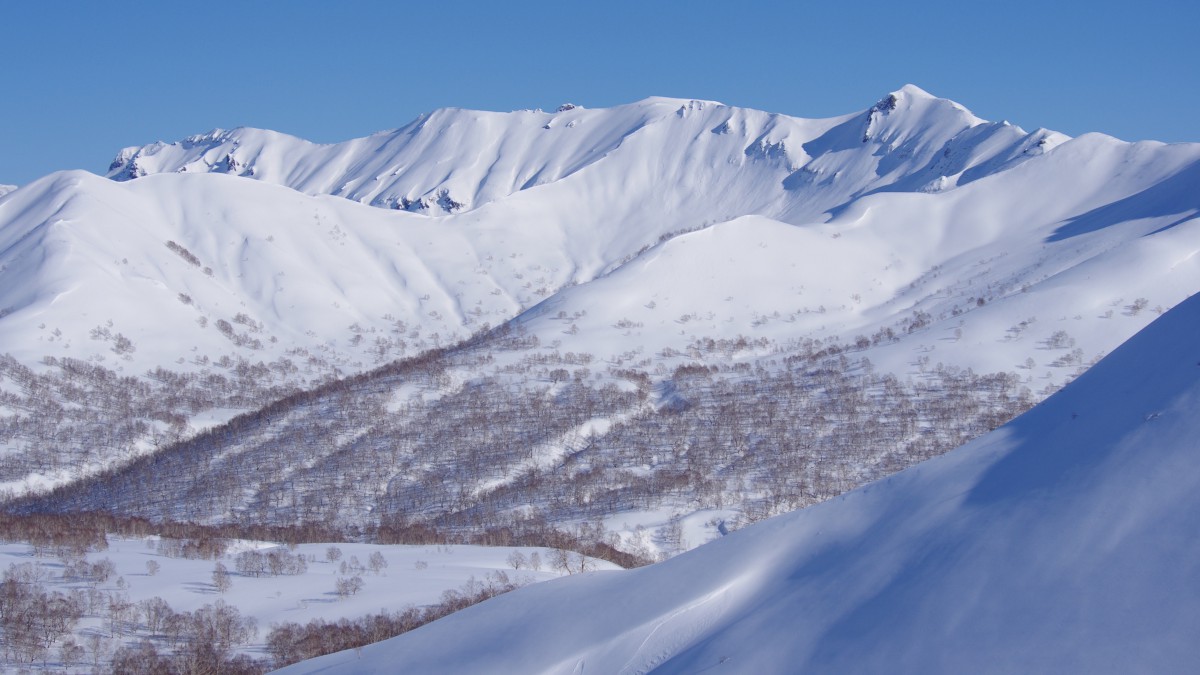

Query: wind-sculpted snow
left=281, top=290, right=1200, bottom=674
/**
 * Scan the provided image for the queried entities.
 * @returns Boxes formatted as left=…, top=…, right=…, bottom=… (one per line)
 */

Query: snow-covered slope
left=5, top=86, right=1192, bottom=388
left=2, top=86, right=1198, bottom=508
left=282, top=290, right=1200, bottom=674
left=0, top=169, right=552, bottom=373
left=0, top=185, right=15, bottom=198
left=512, top=136, right=1200, bottom=382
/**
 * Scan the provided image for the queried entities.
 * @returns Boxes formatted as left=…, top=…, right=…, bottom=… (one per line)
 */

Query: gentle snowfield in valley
left=281, top=291, right=1200, bottom=673
left=0, top=538, right=612, bottom=666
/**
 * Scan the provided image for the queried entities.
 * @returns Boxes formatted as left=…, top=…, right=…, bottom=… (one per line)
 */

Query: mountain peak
left=873, top=84, right=971, bottom=114
left=861, top=84, right=984, bottom=149
left=893, top=83, right=937, bottom=99
left=872, top=85, right=937, bottom=113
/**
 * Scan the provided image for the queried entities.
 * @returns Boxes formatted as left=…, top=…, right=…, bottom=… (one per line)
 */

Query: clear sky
left=1, top=0, right=1196, bottom=186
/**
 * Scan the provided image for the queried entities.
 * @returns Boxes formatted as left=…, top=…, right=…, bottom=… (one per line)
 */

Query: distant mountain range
left=1, top=86, right=1197, bottom=560
left=107, top=86, right=1066, bottom=218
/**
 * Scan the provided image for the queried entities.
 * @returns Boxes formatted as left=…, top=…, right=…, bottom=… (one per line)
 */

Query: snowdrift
left=282, top=291, right=1200, bottom=673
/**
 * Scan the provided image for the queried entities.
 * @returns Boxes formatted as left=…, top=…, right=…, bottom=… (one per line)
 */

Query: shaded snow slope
left=282, top=290, right=1200, bottom=674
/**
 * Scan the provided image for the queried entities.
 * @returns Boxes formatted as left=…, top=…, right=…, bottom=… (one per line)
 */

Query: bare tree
left=367, top=550, right=388, bottom=575
left=325, top=546, right=343, bottom=563
left=212, top=562, right=232, bottom=594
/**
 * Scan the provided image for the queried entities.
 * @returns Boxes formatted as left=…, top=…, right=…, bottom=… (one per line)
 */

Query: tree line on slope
left=10, top=325, right=1052, bottom=562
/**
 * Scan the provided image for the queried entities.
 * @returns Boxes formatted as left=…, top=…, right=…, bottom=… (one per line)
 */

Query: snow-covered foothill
left=280, top=289, right=1200, bottom=674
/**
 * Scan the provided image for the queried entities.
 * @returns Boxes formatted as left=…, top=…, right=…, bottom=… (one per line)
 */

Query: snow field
left=0, top=536, right=616, bottom=669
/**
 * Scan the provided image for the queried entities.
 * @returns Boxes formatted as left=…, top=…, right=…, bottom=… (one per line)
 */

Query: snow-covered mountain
left=107, top=86, right=1064, bottom=218
left=7, top=85, right=1192, bottom=387
left=5, top=85, right=1194, bottom=389
left=2, top=86, right=1198, bottom=541
left=280, top=284, right=1200, bottom=675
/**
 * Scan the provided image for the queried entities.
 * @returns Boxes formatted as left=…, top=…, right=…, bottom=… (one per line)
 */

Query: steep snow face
left=107, top=87, right=1058, bottom=224
left=282, top=291, right=1200, bottom=674
left=0, top=185, right=15, bottom=198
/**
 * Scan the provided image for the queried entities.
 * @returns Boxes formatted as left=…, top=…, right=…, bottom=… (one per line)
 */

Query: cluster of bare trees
left=0, top=512, right=113, bottom=556
left=13, top=321, right=1048, bottom=565
left=0, top=554, right=261, bottom=673
left=0, top=512, right=349, bottom=561
left=0, top=563, right=84, bottom=665
left=106, top=599, right=261, bottom=674
left=234, top=548, right=308, bottom=577
left=0, top=352, right=308, bottom=495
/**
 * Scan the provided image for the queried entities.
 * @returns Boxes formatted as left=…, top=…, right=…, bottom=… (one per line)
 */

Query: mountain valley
left=0, top=85, right=1198, bottom=672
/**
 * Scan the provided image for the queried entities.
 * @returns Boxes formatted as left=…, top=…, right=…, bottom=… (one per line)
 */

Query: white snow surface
left=3, top=86, right=1194, bottom=387
left=1, top=85, right=1198, bottom=495
left=0, top=538, right=613, bottom=662
left=109, top=86, right=1041, bottom=217
left=279, top=289, right=1200, bottom=674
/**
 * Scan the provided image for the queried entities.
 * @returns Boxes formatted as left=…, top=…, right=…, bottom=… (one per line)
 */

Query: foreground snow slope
left=283, top=292, right=1200, bottom=674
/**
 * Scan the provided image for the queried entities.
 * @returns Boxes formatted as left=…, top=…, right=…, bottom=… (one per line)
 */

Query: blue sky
left=1, top=0, right=1196, bottom=186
